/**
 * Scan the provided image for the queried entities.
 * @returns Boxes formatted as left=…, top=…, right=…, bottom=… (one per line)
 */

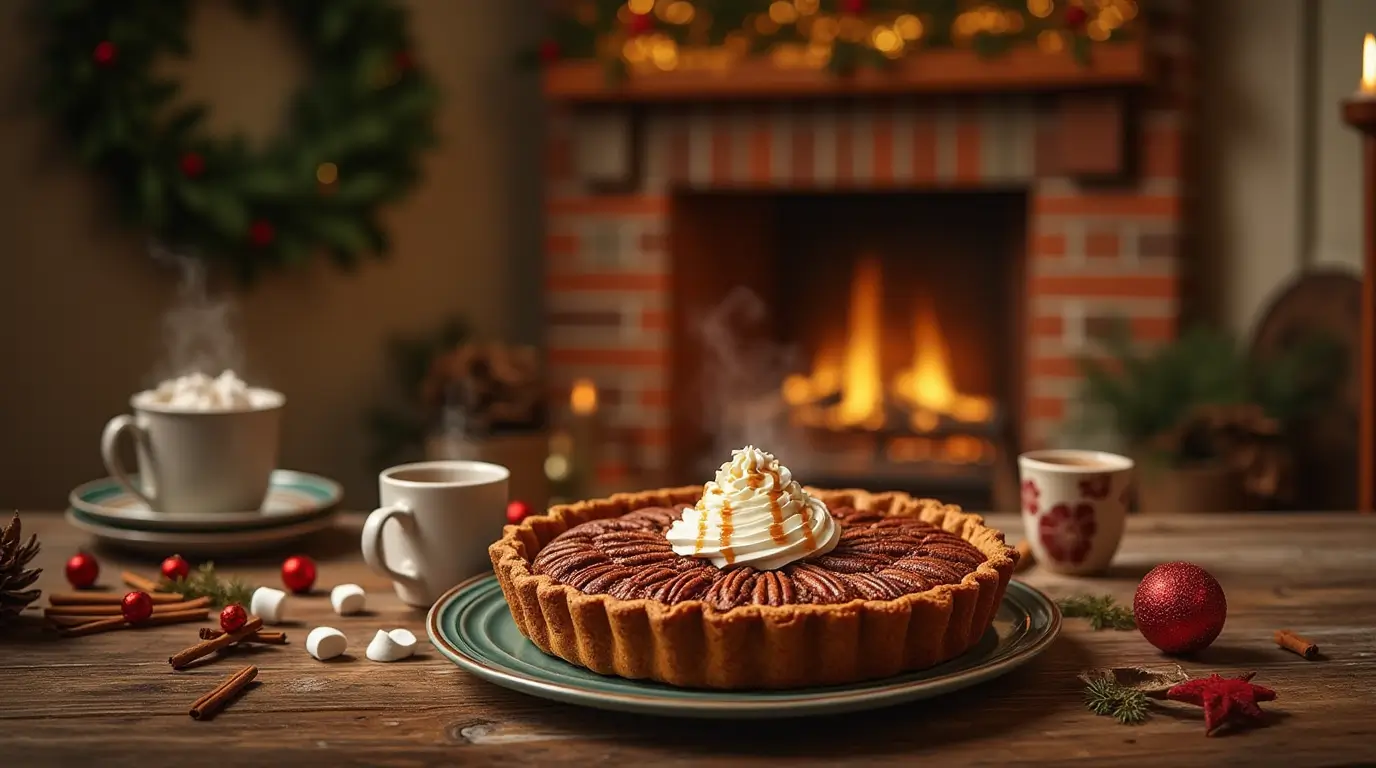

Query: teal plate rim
left=69, top=469, right=342, bottom=532
left=427, top=574, right=1061, bottom=719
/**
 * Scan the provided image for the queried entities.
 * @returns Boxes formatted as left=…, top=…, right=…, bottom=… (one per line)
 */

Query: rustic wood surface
left=2, top=512, right=1374, bottom=767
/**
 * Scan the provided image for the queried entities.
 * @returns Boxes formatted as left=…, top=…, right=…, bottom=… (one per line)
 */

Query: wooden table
left=2, top=512, right=1374, bottom=767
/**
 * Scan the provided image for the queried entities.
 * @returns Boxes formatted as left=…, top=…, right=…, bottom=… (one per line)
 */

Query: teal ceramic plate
left=69, top=470, right=342, bottom=532
left=428, top=575, right=1060, bottom=719
left=65, top=506, right=337, bottom=556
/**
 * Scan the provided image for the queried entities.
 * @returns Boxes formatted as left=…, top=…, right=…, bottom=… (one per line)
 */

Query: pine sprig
left=161, top=562, right=255, bottom=609
left=1084, top=677, right=1150, bottom=725
left=1058, top=594, right=1136, bottom=630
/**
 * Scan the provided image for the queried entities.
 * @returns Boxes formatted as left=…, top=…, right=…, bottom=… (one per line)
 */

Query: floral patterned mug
left=1017, top=449, right=1134, bottom=576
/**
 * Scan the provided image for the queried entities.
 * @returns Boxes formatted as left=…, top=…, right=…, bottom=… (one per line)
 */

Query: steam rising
left=150, top=244, right=244, bottom=382
left=689, top=287, right=799, bottom=468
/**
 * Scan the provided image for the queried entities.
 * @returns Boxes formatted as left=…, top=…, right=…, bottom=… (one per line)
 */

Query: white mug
left=1017, top=449, right=1134, bottom=575
left=362, top=460, right=510, bottom=607
left=100, top=389, right=284, bottom=514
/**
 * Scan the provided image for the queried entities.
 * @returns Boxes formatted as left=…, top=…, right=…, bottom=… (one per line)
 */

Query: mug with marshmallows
left=362, top=460, right=510, bottom=607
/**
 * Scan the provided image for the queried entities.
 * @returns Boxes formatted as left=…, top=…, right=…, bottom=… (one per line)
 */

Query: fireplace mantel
left=544, top=40, right=1147, bottom=104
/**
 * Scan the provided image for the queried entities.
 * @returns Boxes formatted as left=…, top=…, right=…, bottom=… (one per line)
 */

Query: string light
left=1027, top=0, right=1054, bottom=19
left=627, top=0, right=655, bottom=15
left=894, top=14, right=924, bottom=40
left=316, top=162, right=338, bottom=185
left=768, top=1, right=797, bottom=25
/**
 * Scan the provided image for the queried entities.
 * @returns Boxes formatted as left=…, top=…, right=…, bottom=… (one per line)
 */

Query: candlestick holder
left=1341, top=97, right=1376, bottom=511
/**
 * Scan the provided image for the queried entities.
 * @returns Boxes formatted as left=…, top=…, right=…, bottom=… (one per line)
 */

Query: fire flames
left=781, top=256, right=994, bottom=445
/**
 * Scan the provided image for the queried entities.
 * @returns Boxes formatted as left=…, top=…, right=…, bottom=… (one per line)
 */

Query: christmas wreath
left=32, top=0, right=438, bottom=281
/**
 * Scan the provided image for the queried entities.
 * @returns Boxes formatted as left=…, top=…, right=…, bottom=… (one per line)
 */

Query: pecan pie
left=489, top=450, right=1017, bottom=690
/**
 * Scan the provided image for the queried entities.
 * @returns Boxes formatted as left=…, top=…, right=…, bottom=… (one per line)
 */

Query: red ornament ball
left=219, top=603, right=248, bottom=633
left=840, top=0, right=868, bottom=14
left=627, top=12, right=654, bottom=36
left=247, top=219, right=275, bottom=246
left=1133, top=561, right=1227, bottom=654
left=178, top=152, right=205, bottom=178
left=281, top=555, right=317, bottom=593
left=1064, top=5, right=1089, bottom=30
left=64, top=551, right=99, bottom=589
left=160, top=553, right=190, bottom=582
left=92, top=41, right=118, bottom=67
left=121, top=591, right=153, bottom=623
left=538, top=39, right=561, bottom=64
left=506, top=500, right=532, bottom=525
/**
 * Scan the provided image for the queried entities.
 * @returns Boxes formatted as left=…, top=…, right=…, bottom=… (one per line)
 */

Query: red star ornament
left=1166, top=672, right=1276, bottom=737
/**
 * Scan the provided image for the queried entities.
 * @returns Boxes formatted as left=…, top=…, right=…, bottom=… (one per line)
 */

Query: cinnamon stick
left=121, top=571, right=163, bottom=593
left=189, top=665, right=258, bottom=721
left=45, top=597, right=210, bottom=617
left=170, top=616, right=263, bottom=669
left=1274, top=629, right=1319, bottom=659
left=48, top=591, right=183, bottom=605
left=198, top=628, right=287, bottom=645
left=1014, top=540, right=1034, bottom=573
left=58, top=609, right=210, bottom=636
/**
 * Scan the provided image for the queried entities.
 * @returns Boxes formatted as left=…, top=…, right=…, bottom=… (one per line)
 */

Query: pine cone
left=0, top=512, right=42, bottom=627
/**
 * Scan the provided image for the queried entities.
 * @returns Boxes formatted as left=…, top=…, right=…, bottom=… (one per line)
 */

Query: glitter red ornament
left=1133, top=562, right=1227, bottom=654
left=247, top=219, right=275, bottom=246
left=178, top=152, right=205, bottom=178
left=281, top=554, right=316, bottom=593
left=219, top=603, right=248, bottom=633
left=121, top=591, right=153, bottom=623
left=1064, top=5, right=1089, bottom=30
left=64, top=551, right=99, bottom=589
left=160, top=553, right=190, bottom=581
left=92, top=41, right=118, bottom=67
left=506, top=500, right=532, bottom=525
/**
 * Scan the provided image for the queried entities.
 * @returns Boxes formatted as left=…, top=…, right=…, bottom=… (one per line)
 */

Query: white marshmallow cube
left=250, top=586, right=288, bottom=625
left=305, top=627, right=348, bottom=661
left=365, top=628, right=417, bottom=662
left=330, top=584, right=366, bottom=616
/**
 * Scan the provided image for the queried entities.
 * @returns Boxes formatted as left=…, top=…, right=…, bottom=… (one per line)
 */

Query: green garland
left=33, top=0, right=438, bottom=281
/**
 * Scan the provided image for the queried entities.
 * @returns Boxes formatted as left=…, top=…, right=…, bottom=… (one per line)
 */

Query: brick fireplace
left=542, top=5, right=1192, bottom=506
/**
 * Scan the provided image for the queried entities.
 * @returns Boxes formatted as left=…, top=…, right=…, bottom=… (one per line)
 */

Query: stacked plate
left=67, top=470, right=343, bottom=556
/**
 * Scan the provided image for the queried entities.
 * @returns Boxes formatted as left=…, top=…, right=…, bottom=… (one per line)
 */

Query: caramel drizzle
left=693, top=499, right=709, bottom=554
left=767, top=492, right=788, bottom=545
left=718, top=499, right=735, bottom=564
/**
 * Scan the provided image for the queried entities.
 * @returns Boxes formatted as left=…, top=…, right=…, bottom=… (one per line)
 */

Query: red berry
left=219, top=603, right=248, bottom=633
left=247, top=219, right=275, bottom=246
left=281, top=555, right=317, bottom=593
left=178, top=152, right=205, bottom=178
left=1064, top=5, right=1089, bottom=29
left=627, top=12, right=653, bottom=36
left=93, top=41, right=118, bottom=67
left=506, top=500, right=532, bottom=525
left=538, top=39, right=560, bottom=64
left=121, top=591, right=153, bottom=623
left=160, top=554, right=190, bottom=582
left=65, top=552, right=99, bottom=589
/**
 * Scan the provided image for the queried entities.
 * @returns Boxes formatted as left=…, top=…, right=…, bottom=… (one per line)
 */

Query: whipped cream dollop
left=666, top=446, right=840, bottom=571
left=145, top=370, right=273, bottom=410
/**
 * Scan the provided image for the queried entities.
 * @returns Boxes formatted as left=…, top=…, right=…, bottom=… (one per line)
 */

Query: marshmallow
left=305, top=627, right=348, bottom=661
left=250, top=586, right=288, bottom=625
left=149, top=370, right=255, bottom=410
left=365, top=628, right=417, bottom=662
left=330, top=584, right=366, bottom=616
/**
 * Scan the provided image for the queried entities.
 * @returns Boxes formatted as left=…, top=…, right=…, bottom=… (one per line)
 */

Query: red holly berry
left=394, top=50, right=415, bottom=72
left=65, top=551, right=99, bottom=589
left=160, top=553, right=190, bottom=582
left=538, top=39, right=561, bottom=64
left=247, top=219, right=275, bottom=246
left=1167, top=672, right=1275, bottom=736
left=178, top=152, right=205, bottom=178
left=506, top=500, right=532, bottom=525
left=92, top=41, right=118, bottom=67
left=219, top=603, right=248, bottom=633
left=1037, top=502, right=1097, bottom=564
left=1064, top=5, right=1089, bottom=30
left=627, top=12, right=654, bottom=36
left=840, top=0, right=867, bottom=14
left=281, top=555, right=317, bottom=593
left=121, top=591, right=153, bottom=623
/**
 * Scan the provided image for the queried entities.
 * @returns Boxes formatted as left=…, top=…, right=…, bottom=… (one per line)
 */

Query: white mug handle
left=100, top=415, right=157, bottom=510
left=361, top=502, right=425, bottom=593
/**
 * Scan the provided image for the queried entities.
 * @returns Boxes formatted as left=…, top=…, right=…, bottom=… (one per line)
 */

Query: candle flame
left=570, top=378, right=598, bottom=415
left=1364, top=33, right=1376, bottom=93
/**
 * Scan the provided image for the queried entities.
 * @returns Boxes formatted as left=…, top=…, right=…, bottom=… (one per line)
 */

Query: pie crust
left=489, top=486, right=1017, bottom=690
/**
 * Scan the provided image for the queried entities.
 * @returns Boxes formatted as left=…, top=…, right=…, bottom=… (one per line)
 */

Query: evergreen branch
left=161, top=562, right=256, bottom=608
left=1058, top=594, right=1136, bottom=630
left=1084, top=677, right=1150, bottom=725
